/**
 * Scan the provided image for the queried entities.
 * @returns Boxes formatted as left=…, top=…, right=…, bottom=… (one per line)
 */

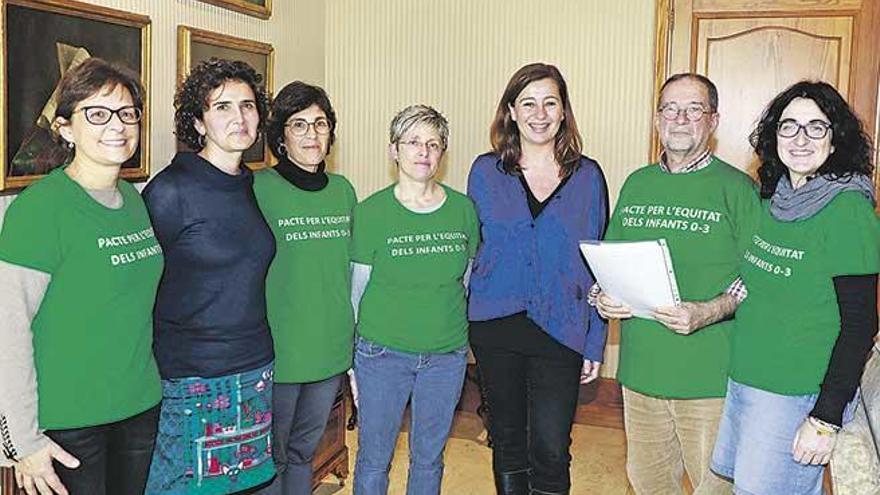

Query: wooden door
left=652, top=0, right=880, bottom=179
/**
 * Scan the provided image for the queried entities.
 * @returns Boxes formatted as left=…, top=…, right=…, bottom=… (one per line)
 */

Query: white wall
left=324, top=0, right=657, bottom=204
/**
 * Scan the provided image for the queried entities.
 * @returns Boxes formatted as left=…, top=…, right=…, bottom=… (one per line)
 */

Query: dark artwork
left=5, top=4, right=143, bottom=179
left=190, top=41, right=269, bottom=164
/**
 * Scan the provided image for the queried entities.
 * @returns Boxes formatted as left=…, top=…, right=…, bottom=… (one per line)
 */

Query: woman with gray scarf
left=709, top=81, right=879, bottom=495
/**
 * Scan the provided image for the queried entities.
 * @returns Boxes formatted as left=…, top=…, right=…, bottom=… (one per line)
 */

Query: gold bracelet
left=808, top=416, right=840, bottom=435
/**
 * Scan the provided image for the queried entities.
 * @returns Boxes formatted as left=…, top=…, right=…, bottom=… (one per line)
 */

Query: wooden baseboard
left=575, top=377, right=624, bottom=430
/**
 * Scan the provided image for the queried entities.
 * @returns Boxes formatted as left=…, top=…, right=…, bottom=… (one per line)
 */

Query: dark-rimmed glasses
left=285, top=118, right=331, bottom=136
left=75, top=106, right=142, bottom=125
left=776, top=119, right=831, bottom=140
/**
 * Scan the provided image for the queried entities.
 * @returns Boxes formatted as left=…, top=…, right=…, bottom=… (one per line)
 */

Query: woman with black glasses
left=0, top=58, right=162, bottom=495
left=711, top=81, right=879, bottom=494
left=254, top=81, right=356, bottom=495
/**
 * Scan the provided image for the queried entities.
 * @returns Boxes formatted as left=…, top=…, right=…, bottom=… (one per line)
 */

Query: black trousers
left=470, top=313, right=583, bottom=495
left=45, top=404, right=160, bottom=495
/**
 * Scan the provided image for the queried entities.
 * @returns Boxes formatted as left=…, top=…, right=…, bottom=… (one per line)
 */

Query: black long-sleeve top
left=810, top=274, right=878, bottom=426
left=143, top=152, right=276, bottom=379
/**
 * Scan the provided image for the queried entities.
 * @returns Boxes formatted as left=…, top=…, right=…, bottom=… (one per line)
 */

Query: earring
left=67, top=141, right=75, bottom=150
left=278, top=141, right=287, bottom=157
left=198, top=134, right=206, bottom=148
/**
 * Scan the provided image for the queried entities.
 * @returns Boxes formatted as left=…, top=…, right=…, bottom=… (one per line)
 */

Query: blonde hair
left=389, top=104, right=449, bottom=150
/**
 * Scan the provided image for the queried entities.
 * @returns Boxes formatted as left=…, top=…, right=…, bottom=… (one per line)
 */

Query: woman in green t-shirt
left=350, top=105, right=480, bottom=495
left=254, top=81, right=356, bottom=495
left=0, top=58, right=163, bottom=494
left=710, top=81, right=879, bottom=495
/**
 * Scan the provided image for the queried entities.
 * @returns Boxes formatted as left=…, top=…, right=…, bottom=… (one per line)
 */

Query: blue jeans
left=711, top=379, right=823, bottom=495
left=352, top=336, right=468, bottom=495
left=261, top=375, right=342, bottom=495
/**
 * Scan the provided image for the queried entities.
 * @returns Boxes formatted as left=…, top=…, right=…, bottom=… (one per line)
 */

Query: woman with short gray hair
left=350, top=104, right=480, bottom=495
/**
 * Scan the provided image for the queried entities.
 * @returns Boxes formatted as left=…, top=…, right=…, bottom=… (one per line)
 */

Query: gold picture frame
left=196, top=0, right=272, bottom=20
left=0, top=0, right=151, bottom=191
left=177, top=25, right=275, bottom=169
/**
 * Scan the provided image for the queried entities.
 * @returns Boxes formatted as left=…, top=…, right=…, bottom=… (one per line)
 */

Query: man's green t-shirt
left=0, top=168, right=163, bottom=429
left=351, top=184, right=480, bottom=353
left=254, top=169, right=357, bottom=383
left=605, top=158, right=758, bottom=398
left=732, top=192, right=880, bottom=395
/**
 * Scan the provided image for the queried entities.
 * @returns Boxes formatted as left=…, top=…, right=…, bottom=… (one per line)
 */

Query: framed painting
left=0, top=0, right=151, bottom=191
left=178, top=25, right=274, bottom=169
left=195, top=0, right=271, bottom=20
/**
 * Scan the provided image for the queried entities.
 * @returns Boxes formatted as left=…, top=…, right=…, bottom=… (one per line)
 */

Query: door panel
left=697, top=16, right=853, bottom=171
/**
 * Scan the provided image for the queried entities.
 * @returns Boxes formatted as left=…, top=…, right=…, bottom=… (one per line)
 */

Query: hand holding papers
left=579, top=239, right=681, bottom=320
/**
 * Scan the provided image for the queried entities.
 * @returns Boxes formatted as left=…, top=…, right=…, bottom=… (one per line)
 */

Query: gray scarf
left=770, top=173, right=876, bottom=222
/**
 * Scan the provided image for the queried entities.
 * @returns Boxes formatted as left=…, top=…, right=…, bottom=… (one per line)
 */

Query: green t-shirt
left=351, top=184, right=480, bottom=353
left=731, top=192, right=880, bottom=395
left=254, top=169, right=357, bottom=383
left=0, top=168, right=163, bottom=429
left=605, top=158, right=759, bottom=398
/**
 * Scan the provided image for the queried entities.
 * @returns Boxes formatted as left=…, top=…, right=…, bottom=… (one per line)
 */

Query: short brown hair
left=489, top=63, right=583, bottom=176
left=55, top=57, right=144, bottom=121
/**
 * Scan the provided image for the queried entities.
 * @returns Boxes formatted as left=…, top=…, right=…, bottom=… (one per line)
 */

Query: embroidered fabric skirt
left=146, top=362, right=275, bottom=495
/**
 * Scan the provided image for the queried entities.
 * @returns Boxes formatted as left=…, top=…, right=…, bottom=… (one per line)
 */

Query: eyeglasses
left=776, top=119, right=831, bottom=140
left=399, top=139, right=443, bottom=154
left=285, top=118, right=331, bottom=136
left=658, top=103, right=710, bottom=122
left=75, top=106, right=142, bottom=125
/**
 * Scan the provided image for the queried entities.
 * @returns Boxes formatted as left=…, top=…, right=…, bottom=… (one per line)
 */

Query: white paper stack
left=579, top=239, right=681, bottom=320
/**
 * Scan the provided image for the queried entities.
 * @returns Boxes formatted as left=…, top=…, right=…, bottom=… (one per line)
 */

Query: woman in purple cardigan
left=467, top=63, right=608, bottom=495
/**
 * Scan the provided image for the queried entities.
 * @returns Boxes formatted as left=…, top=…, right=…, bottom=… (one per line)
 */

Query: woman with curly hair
left=710, top=81, right=879, bottom=494
left=254, top=81, right=356, bottom=495
left=143, top=58, right=276, bottom=495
